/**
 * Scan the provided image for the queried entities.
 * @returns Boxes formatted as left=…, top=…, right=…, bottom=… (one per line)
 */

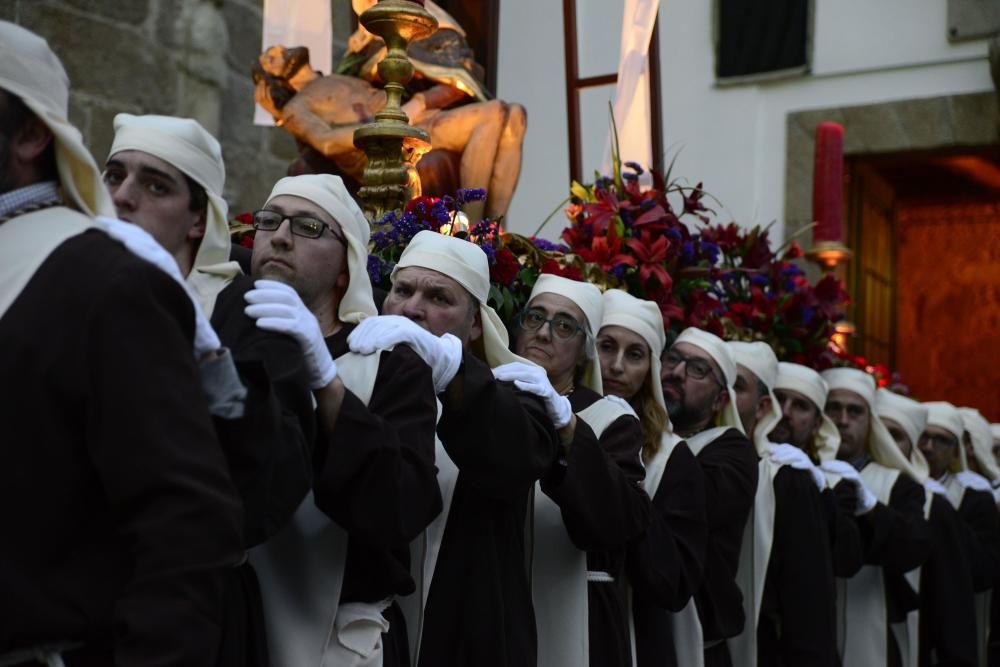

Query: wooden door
left=846, top=161, right=897, bottom=367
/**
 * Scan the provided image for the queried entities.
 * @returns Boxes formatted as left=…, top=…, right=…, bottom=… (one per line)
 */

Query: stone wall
left=0, top=0, right=353, bottom=216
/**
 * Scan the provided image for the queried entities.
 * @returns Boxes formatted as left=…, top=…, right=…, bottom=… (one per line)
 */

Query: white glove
left=244, top=279, right=337, bottom=389
left=95, top=216, right=221, bottom=357
left=603, top=394, right=638, bottom=418
left=821, top=459, right=878, bottom=515
left=347, top=314, right=462, bottom=393
left=956, top=470, right=993, bottom=493
left=768, top=443, right=825, bottom=492
left=923, top=479, right=948, bottom=498
left=492, top=362, right=573, bottom=429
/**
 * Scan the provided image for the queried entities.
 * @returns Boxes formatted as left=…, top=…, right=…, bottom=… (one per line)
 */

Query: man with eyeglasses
left=243, top=175, right=442, bottom=667
left=820, top=368, right=929, bottom=667
left=659, top=328, right=757, bottom=667
left=923, top=402, right=1000, bottom=665
left=103, top=115, right=319, bottom=664
left=877, top=391, right=979, bottom=667
left=345, top=230, right=560, bottom=667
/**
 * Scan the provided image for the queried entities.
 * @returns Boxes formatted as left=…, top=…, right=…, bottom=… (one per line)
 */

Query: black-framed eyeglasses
left=663, top=349, right=724, bottom=386
left=252, top=209, right=346, bottom=243
left=517, top=308, right=585, bottom=340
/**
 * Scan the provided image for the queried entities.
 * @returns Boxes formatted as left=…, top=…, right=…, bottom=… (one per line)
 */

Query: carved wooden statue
left=253, top=1, right=525, bottom=222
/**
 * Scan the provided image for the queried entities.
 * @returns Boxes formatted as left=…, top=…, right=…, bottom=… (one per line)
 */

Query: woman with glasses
left=502, top=274, right=651, bottom=667
left=597, top=289, right=708, bottom=667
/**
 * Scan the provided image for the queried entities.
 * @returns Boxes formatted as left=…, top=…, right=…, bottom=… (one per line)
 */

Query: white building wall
left=496, top=0, right=995, bottom=241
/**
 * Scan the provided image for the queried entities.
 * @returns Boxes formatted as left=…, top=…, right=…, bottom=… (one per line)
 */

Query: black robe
left=0, top=231, right=244, bottom=665
left=855, top=468, right=930, bottom=665
left=694, top=428, right=759, bottom=667
left=856, top=470, right=929, bottom=573
left=318, top=325, right=442, bottom=667
left=416, top=351, right=559, bottom=667
left=955, top=487, right=1000, bottom=593
left=917, top=494, right=978, bottom=667
left=628, top=440, right=708, bottom=667
left=824, top=480, right=864, bottom=578
left=209, top=276, right=318, bottom=667
left=210, top=275, right=316, bottom=548
left=540, top=386, right=650, bottom=667
left=757, top=466, right=838, bottom=667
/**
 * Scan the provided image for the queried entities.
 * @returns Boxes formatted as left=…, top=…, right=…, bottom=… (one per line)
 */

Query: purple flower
left=390, top=210, right=430, bottom=243
left=780, top=265, right=804, bottom=279
left=595, top=176, right=615, bottom=191
left=750, top=274, right=770, bottom=287
left=701, top=242, right=720, bottom=264
left=681, top=241, right=695, bottom=263
left=371, top=230, right=393, bottom=251
left=780, top=265, right=804, bottom=292
left=665, top=228, right=682, bottom=241
left=367, top=254, right=386, bottom=284
left=624, top=161, right=644, bottom=175
left=471, top=219, right=496, bottom=237
left=429, top=201, right=451, bottom=228
left=610, top=263, right=627, bottom=280
left=531, top=237, right=564, bottom=252
left=480, top=243, right=497, bottom=265
left=377, top=211, right=400, bottom=226
left=456, top=188, right=487, bottom=205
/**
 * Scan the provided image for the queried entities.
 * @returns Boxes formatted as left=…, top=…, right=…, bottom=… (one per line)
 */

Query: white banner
left=602, top=0, right=660, bottom=176
left=254, top=0, right=333, bottom=126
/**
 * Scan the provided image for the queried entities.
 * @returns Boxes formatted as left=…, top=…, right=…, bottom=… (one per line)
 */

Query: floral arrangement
left=555, top=161, right=851, bottom=367
left=367, top=188, right=541, bottom=322
left=353, top=168, right=852, bottom=369
left=230, top=164, right=899, bottom=379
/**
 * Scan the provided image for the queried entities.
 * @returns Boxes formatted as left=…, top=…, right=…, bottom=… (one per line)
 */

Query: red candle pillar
left=806, top=122, right=851, bottom=272
left=812, top=122, right=844, bottom=243
left=805, top=122, right=854, bottom=352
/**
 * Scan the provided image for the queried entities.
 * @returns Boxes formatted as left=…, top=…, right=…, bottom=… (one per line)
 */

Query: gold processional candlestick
left=354, top=0, right=438, bottom=221
left=805, top=238, right=856, bottom=351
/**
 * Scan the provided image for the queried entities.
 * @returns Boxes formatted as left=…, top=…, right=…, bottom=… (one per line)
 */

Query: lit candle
left=812, top=122, right=844, bottom=244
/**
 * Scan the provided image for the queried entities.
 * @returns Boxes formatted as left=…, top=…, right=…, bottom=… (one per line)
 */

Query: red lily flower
left=561, top=225, right=591, bottom=253
left=578, top=235, right=636, bottom=273
left=581, top=188, right=621, bottom=235
left=625, top=231, right=672, bottom=290
left=632, top=202, right=671, bottom=230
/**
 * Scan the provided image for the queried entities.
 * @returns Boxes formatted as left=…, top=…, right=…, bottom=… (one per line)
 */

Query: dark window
left=716, top=0, right=809, bottom=80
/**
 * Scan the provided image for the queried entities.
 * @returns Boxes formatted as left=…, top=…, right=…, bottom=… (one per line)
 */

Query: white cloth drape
left=603, top=0, right=660, bottom=175
left=254, top=0, right=332, bottom=125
